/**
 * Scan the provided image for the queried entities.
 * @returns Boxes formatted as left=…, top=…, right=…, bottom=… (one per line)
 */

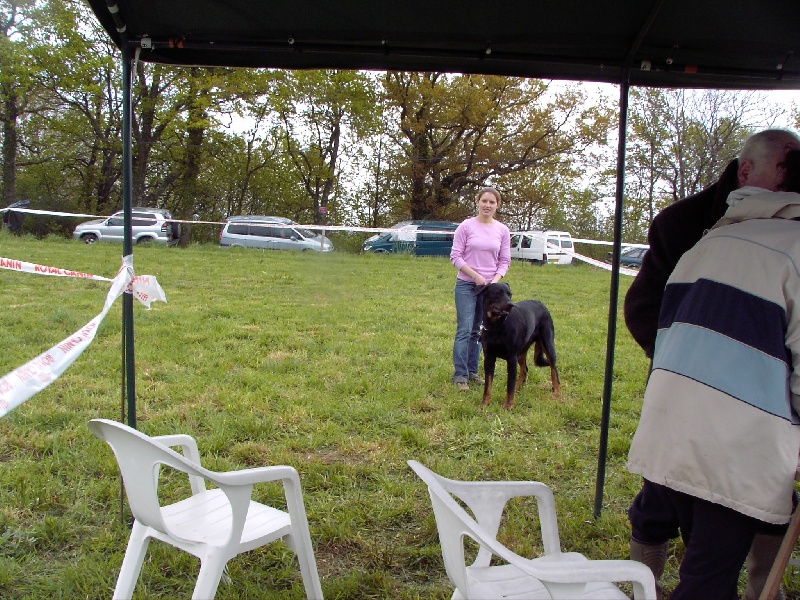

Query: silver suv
left=219, top=216, right=333, bottom=252
left=73, top=208, right=180, bottom=244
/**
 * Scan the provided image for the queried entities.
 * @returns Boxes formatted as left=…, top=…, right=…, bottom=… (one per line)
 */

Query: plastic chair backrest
left=409, top=461, right=657, bottom=600
left=409, top=460, right=520, bottom=595
left=88, top=418, right=212, bottom=542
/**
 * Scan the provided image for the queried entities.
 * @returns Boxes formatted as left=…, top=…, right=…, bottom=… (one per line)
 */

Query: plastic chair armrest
left=211, top=466, right=306, bottom=549
left=152, top=434, right=201, bottom=462
left=524, top=558, right=657, bottom=599
left=212, top=465, right=300, bottom=488
left=152, top=433, right=205, bottom=494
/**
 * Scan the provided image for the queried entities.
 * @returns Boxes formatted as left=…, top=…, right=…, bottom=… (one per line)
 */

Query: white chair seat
left=159, top=489, right=293, bottom=550
left=89, top=418, right=324, bottom=600
left=408, top=460, right=655, bottom=600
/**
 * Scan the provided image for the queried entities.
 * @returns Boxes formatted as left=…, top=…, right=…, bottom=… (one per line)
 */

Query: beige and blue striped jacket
left=627, top=190, right=800, bottom=524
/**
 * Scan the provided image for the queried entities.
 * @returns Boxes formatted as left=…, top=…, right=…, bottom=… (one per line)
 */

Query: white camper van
left=509, top=230, right=574, bottom=265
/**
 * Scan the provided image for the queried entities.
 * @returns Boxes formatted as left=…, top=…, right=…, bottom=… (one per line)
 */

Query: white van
left=509, top=230, right=574, bottom=265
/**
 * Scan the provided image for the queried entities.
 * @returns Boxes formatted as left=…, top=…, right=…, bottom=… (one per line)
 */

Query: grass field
left=0, top=233, right=797, bottom=598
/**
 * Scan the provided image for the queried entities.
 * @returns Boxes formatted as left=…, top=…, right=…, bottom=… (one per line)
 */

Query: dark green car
left=362, top=220, right=459, bottom=256
left=606, top=245, right=648, bottom=268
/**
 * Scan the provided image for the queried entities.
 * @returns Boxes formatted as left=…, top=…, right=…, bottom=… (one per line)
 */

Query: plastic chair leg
left=114, top=522, right=151, bottom=600
left=192, top=555, right=228, bottom=600
left=295, top=542, right=324, bottom=599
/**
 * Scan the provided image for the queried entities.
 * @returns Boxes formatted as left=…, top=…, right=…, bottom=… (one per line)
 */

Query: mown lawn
left=0, top=233, right=796, bottom=598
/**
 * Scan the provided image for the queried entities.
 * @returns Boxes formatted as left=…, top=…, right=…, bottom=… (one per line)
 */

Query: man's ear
left=738, top=158, right=752, bottom=187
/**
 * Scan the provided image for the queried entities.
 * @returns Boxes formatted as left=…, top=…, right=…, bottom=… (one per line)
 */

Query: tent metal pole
left=121, top=42, right=136, bottom=429
left=593, top=75, right=630, bottom=518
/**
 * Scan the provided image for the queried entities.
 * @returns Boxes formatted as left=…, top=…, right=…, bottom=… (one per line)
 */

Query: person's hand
left=473, top=274, right=487, bottom=286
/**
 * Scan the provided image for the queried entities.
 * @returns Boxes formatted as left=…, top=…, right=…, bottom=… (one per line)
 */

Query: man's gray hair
left=739, top=129, right=800, bottom=163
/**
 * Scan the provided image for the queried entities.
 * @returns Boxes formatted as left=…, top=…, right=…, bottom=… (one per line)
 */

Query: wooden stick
left=759, top=470, right=800, bottom=600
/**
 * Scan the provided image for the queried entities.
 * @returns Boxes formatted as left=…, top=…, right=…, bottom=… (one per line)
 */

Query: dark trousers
left=629, top=479, right=765, bottom=600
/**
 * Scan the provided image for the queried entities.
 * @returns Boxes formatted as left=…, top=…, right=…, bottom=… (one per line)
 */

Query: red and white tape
left=553, top=243, right=641, bottom=277
left=2, top=207, right=647, bottom=278
left=0, top=256, right=113, bottom=281
left=0, top=255, right=166, bottom=417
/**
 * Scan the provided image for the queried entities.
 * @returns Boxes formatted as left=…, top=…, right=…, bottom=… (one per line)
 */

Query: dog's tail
left=533, top=340, right=551, bottom=367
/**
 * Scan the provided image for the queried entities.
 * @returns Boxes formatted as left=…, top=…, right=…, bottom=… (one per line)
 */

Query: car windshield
left=295, top=227, right=316, bottom=238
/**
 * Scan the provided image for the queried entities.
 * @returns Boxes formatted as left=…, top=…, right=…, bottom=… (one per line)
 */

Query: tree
left=623, top=88, right=782, bottom=240
left=12, top=0, right=125, bottom=218
left=132, top=62, right=185, bottom=208
left=0, top=0, right=37, bottom=206
left=271, top=70, right=379, bottom=224
left=382, top=73, right=614, bottom=224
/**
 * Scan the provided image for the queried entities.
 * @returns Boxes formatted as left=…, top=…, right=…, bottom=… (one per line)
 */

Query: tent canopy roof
left=87, top=0, right=800, bottom=90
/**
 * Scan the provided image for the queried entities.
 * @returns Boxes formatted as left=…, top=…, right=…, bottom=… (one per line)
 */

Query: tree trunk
left=177, top=75, right=207, bottom=246
left=1, top=89, right=18, bottom=206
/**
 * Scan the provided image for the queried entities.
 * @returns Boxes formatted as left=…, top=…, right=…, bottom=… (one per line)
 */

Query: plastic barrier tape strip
left=0, top=256, right=113, bottom=281
left=0, top=255, right=166, bottom=417
left=1, top=207, right=650, bottom=250
left=545, top=242, right=641, bottom=277
left=3, top=208, right=647, bottom=277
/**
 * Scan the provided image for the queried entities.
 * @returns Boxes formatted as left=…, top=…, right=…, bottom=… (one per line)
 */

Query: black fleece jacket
left=623, top=159, right=740, bottom=358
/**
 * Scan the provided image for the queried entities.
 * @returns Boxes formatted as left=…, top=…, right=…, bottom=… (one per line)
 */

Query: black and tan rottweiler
left=478, top=282, right=560, bottom=409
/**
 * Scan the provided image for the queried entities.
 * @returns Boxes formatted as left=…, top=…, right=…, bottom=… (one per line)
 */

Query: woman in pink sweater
left=449, top=187, right=511, bottom=391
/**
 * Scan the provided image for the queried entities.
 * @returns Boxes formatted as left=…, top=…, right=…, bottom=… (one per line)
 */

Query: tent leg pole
left=121, top=42, right=136, bottom=430
left=594, top=75, right=630, bottom=519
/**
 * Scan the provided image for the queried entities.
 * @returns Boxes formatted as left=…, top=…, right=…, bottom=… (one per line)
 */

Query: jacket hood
left=711, top=190, right=800, bottom=230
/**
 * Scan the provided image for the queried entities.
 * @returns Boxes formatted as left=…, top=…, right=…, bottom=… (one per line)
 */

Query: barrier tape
left=0, top=208, right=101, bottom=218
left=0, top=207, right=650, bottom=247
left=560, top=245, right=641, bottom=277
left=2, top=207, right=646, bottom=276
left=0, top=255, right=166, bottom=417
left=520, top=237, right=641, bottom=277
left=0, top=207, right=432, bottom=234
left=0, top=257, right=113, bottom=281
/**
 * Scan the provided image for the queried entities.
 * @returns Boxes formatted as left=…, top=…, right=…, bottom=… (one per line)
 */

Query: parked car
left=605, top=245, right=648, bottom=268
left=73, top=208, right=180, bottom=244
left=509, top=230, right=574, bottom=265
left=219, top=215, right=333, bottom=252
left=361, top=220, right=459, bottom=256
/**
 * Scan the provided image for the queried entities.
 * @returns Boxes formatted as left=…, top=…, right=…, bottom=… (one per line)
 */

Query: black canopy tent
left=88, top=0, right=800, bottom=88
left=85, top=0, right=800, bottom=517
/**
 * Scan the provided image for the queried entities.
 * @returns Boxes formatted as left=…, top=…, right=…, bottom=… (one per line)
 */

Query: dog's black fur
left=478, top=282, right=560, bottom=409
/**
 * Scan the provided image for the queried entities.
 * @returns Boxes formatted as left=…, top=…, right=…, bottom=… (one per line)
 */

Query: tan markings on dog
left=481, top=374, right=494, bottom=407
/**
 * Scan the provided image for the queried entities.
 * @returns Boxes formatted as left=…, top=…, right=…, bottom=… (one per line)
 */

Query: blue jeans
left=452, top=278, right=483, bottom=383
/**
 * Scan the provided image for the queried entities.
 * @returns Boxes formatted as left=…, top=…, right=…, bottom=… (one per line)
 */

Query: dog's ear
left=502, top=282, right=512, bottom=297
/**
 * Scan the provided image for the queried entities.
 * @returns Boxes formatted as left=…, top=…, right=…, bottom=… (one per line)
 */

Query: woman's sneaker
left=455, top=382, right=470, bottom=391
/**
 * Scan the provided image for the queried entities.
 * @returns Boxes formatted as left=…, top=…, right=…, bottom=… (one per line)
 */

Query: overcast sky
left=578, top=83, right=799, bottom=128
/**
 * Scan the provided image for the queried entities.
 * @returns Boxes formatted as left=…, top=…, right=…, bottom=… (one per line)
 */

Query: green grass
left=0, top=233, right=797, bottom=598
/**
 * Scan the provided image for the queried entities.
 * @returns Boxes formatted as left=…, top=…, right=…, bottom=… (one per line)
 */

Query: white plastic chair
left=408, top=460, right=655, bottom=599
left=89, top=418, right=324, bottom=600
